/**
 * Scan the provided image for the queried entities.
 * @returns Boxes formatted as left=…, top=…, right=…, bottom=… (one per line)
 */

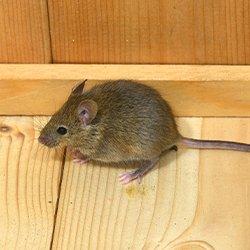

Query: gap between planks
left=49, top=147, right=67, bottom=250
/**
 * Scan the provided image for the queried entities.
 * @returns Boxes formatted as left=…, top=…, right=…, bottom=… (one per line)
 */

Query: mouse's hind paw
left=119, top=171, right=142, bottom=185
left=118, top=158, right=159, bottom=185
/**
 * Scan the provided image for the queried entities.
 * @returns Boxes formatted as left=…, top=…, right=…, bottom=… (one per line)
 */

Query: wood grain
left=48, top=0, right=250, bottom=64
left=0, top=0, right=51, bottom=63
left=0, top=117, right=64, bottom=250
left=167, top=118, right=250, bottom=250
left=0, top=79, right=250, bottom=117
left=51, top=117, right=250, bottom=250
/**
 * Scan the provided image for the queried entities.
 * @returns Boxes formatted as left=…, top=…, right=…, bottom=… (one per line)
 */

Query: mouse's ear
left=77, top=100, right=98, bottom=126
left=71, top=79, right=87, bottom=96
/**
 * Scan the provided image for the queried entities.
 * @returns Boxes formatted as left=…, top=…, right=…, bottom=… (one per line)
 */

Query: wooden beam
left=0, top=65, right=249, bottom=116
left=1, top=79, right=250, bottom=116
left=0, top=80, right=249, bottom=116
left=1, top=64, right=250, bottom=81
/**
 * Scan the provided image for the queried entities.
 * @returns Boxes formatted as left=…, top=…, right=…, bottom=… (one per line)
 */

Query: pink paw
left=118, top=171, right=142, bottom=185
left=72, top=158, right=89, bottom=165
left=68, top=147, right=89, bottom=165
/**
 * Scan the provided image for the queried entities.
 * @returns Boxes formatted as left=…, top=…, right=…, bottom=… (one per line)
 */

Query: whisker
left=45, top=147, right=51, bottom=163
left=36, top=143, right=44, bottom=154
left=33, top=116, right=51, bottom=130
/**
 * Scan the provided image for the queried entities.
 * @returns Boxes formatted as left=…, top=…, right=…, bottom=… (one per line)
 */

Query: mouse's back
left=83, top=80, right=180, bottom=161
left=86, top=80, right=173, bottom=119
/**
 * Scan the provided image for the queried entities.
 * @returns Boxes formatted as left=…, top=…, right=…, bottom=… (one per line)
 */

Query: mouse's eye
left=57, top=126, right=68, bottom=135
left=80, top=110, right=86, bottom=115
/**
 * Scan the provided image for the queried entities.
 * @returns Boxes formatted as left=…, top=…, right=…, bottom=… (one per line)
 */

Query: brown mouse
left=38, top=80, right=250, bottom=184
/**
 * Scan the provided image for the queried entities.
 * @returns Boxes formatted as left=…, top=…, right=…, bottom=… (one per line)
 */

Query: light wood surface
left=52, top=117, right=250, bottom=250
left=0, top=117, right=63, bottom=250
left=0, top=79, right=250, bottom=117
left=0, top=64, right=249, bottom=249
left=0, top=64, right=249, bottom=116
left=48, top=0, right=250, bottom=64
left=0, top=0, right=51, bottom=63
left=1, top=64, right=250, bottom=81
left=0, top=116, right=249, bottom=249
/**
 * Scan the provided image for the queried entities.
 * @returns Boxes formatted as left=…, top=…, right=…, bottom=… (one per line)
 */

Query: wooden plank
left=0, top=1, right=51, bottom=63
left=166, top=118, right=250, bottom=250
left=0, top=79, right=249, bottom=117
left=1, top=64, right=250, bottom=81
left=48, top=0, right=250, bottom=64
left=0, top=117, right=64, bottom=250
left=0, top=64, right=250, bottom=81
left=0, top=80, right=72, bottom=116
left=51, top=117, right=250, bottom=250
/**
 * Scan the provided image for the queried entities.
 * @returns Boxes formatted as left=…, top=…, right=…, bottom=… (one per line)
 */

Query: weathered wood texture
left=52, top=117, right=250, bottom=250
left=1, top=79, right=250, bottom=117
left=0, top=1, right=51, bottom=63
left=0, top=117, right=63, bottom=250
left=48, top=0, right=250, bottom=64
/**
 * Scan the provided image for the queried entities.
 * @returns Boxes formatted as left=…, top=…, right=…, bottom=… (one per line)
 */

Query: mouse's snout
left=38, top=134, right=57, bottom=148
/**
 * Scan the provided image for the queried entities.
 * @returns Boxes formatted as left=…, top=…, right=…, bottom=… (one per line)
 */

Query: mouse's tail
left=180, top=136, right=250, bottom=152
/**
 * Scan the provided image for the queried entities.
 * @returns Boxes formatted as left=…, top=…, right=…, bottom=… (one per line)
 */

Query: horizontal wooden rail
left=1, top=64, right=250, bottom=81
left=0, top=65, right=249, bottom=116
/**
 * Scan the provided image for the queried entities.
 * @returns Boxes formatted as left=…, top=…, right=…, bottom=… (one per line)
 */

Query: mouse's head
left=38, top=80, right=98, bottom=148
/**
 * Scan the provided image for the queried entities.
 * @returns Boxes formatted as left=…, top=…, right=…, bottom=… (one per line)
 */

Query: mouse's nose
left=38, top=134, right=52, bottom=146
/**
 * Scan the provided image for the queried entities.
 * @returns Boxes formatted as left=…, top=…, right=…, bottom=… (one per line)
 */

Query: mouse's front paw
left=72, top=158, right=89, bottom=165
left=69, top=148, right=89, bottom=165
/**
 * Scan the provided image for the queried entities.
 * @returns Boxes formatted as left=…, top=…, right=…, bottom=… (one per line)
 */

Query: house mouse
left=38, top=80, right=250, bottom=184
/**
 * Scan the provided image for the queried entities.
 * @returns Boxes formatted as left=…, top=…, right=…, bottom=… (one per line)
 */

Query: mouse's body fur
left=39, top=80, right=250, bottom=184
left=41, top=80, right=179, bottom=162
left=85, top=81, right=180, bottom=162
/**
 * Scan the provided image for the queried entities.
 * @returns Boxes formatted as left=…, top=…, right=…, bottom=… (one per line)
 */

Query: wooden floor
left=0, top=116, right=249, bottom=250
